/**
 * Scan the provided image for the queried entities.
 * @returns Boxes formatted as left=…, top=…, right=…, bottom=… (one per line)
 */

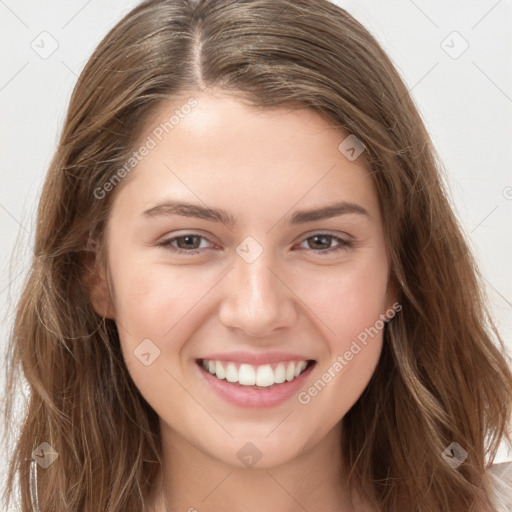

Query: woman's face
left=99, top=91, right=395, bottom=468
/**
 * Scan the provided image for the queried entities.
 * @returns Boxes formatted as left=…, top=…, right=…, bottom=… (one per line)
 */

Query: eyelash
left=158, top=232, right=353, bottom=255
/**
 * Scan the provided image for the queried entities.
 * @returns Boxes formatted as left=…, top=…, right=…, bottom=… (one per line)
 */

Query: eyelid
left=158, top=232, right=217, bottom=253
left=294, top=232, right=354, bottom=253
left=294, top=229, right=353, bottom=243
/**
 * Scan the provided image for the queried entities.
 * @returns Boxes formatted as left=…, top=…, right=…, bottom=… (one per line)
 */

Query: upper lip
left=198, top=352, right=314, bottom=366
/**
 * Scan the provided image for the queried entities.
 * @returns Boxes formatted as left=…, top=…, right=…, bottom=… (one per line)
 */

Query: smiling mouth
left=196, top=358, right=316, bottom=389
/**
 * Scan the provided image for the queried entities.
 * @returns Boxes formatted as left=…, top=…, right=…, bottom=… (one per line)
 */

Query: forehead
left=111, top=92, right=380, bottom=223
left=135, top=91, right=358, bottom=167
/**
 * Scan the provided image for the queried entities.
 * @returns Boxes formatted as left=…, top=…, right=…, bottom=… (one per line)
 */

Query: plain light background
left=1, top=1, right=511, bottom=503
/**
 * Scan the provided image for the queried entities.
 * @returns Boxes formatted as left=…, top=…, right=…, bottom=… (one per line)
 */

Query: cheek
left=108, top=250, right=231, bottom=385
left=291, top=257, right=388, bottom=414
left=108, top=257, right=211, bottom=404
left=297, top=258, right=389, bottom=348
left=110, top=251, right=210, bottom=335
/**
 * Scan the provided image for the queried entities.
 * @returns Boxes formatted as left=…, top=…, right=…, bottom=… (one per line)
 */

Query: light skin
left=91, top=90, right=394, bottom=512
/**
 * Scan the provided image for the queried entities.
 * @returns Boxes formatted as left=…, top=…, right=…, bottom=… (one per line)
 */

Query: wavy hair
left=2, top=0, right=512, bottom=511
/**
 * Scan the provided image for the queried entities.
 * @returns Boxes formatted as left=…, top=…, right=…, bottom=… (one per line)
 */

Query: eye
left=158, top=232, right=353, bottom=256
left=158, top=234, right=215, bottom=254
left=296, top=233, right=353, bottom=254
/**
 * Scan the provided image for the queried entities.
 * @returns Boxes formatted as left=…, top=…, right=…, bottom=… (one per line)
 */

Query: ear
left=82, top=242, right=116, bottom=320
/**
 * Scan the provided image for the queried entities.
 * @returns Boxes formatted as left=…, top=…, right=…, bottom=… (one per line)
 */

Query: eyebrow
left=142, top=199, right=371, bottom=226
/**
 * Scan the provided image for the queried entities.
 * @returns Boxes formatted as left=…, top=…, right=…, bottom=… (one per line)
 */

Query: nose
left=218, top=249, right=298, bottom=338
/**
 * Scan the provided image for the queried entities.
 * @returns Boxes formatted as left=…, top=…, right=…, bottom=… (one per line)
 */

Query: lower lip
left=196, top=360, right=316, bottom=408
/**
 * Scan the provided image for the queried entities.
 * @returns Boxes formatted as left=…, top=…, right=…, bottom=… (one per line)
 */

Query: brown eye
left=307, top=234, right=333, bottom=250
left=175, top=235, right=202, bottom=250
left=158, top=233, right=213, bottom=254
left=298, top=233, right=353, bottom=254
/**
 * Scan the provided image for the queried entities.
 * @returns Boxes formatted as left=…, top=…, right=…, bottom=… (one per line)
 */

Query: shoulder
left=487, top=460, right=512, bottom=511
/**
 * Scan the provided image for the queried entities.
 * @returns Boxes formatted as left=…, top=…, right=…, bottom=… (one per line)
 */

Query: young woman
left=2, top=1, right=512, bottom=511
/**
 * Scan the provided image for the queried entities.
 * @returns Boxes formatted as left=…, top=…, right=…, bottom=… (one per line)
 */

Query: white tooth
left=256, top=365, right=275, bottom=387
left=205, top=359, right=309, bottom=385
left=238, top=364, right=256, bottom=385
left=215, top=361, right=226, bottom=379
left=294, top=360, right=307, bottom=377
left=285, top=362, right=296, bottom=382
left=225, top=362, right=238, bottom=383
left=274, top=363, right=286, bottom=384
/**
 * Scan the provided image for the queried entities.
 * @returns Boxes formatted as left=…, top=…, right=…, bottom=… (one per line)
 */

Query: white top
left=488, top=461, right=512, bottom=511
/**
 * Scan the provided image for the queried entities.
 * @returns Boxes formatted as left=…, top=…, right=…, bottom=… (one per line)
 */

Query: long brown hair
left=3, top=1, right=511, bottom=510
